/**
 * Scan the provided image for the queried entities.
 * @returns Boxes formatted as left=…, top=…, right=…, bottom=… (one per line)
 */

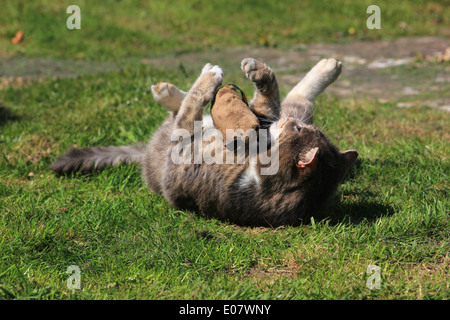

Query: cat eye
left=296, top=125, right=302, bottom=132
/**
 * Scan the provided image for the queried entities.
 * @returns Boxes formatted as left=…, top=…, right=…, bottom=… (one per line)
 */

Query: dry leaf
left=11, top=30, right=24, bottom=44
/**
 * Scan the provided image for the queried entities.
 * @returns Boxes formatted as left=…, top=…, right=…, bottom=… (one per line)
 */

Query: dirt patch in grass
left=6, top=133, right=57, bottom=165
left=0, top=56, right=119, bottom=89
left=2, top=37, right=449, bottom=110
left=142, top=36, right=450, bottom=111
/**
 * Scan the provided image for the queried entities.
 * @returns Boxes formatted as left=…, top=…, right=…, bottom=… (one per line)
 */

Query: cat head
left=269, top=116, right=358, bottom=193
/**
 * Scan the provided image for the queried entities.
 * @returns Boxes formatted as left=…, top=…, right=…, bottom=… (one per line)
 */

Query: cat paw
left=241, top=58, right=273, bottom=83
left=201, top=63, right=224, bottom=82
left=310, top=58, right=342, bottom=86
left=192, top=63, right=224, bottom=101
left=289, top=58, right=342, bottom=101
left=151, top=81, right=171, bottom=99
left=151, top=81, right=186, bottom=112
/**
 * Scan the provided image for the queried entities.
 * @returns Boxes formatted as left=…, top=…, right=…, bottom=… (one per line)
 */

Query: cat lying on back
left=51, top=57, right=358, bottom=227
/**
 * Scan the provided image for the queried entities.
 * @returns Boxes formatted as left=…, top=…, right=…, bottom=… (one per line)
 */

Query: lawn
left=0, top=0, right=449, bottom=300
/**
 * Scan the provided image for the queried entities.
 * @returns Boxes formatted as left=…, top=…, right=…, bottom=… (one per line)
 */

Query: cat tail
left=50, top=144, right=146, bottom=175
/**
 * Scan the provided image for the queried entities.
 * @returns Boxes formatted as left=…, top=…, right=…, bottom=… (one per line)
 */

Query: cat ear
left=341, top=149, right=358, bottom=166
left=297, top=147, right=319, bottom=168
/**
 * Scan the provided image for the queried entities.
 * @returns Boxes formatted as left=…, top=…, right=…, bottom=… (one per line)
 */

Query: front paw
left=310, top=58, right=343, bottom=85
left=192, top=63, right=223, bottom=101
left=151, top=81, right=172, bottom=100
left=151, top=81, right=185, bottom=111
left=201, top=63, right=224, bottom=83
left=241, top=58, right=273, bottom=83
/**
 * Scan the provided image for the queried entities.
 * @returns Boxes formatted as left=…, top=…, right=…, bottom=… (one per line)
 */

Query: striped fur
left=50, top=144, right=146, bottom=174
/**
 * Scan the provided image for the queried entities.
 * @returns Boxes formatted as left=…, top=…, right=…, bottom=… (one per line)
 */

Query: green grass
left=1, top=0, right=449, bottom=60
left=1, top=64, right=448, bottom=299
left=0, top=0, right=449, bottom=300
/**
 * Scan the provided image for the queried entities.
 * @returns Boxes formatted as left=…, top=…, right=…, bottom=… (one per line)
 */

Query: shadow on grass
left=314, top=156, right=396, bottom=225
left=323, top=200, right=395, bottom=225
left=344, top=158, right=363, bottom=181
left=0, top=104, right=20, bottom=127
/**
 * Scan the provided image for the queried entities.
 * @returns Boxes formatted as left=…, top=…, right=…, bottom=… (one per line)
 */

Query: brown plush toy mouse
left=210, top=84, right=260, bottom=145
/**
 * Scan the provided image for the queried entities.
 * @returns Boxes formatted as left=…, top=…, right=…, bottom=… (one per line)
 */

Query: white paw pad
left=314, top=58, right=342, bottom=77
left=151, top=81, right=171, bottom=99
left=241, top=58, right=257, bottom=75
left=201, top=63, right=223, bottom=80
left=151, top=81, right=184, bottom=112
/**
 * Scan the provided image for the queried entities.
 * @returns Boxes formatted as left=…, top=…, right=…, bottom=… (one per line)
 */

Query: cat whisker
left=320, top=117, right=329, bottom=131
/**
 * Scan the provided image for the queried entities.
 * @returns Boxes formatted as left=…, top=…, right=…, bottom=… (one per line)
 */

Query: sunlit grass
left=1, top=62, right=448, bottom=299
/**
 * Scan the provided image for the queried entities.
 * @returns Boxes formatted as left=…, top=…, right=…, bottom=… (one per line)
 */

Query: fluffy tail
left=50, top=144, right=146, bottom=174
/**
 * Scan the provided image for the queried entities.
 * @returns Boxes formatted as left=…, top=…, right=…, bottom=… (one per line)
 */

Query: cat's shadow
left=319, top=198, right=395, bottom=225
left=0, top=104, right=21, bottom=127
left=314, top=158, right=395, bottom=225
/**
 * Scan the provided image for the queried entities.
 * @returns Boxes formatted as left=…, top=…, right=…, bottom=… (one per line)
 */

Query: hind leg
left=284, top=58, right=342, bottom=102
left=151, top=81, right=187, bottom=113
left=241, top=58, right=280, bottom=120
left=282, top=58, right=342, bottom=123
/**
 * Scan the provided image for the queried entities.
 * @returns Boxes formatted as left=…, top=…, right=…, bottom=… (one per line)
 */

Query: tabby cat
left=51, top=57, right=358, bottom=227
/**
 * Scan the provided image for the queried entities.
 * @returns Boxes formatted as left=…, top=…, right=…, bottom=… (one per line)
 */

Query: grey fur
left=50, top=144, right=146, bottom=174
left=50, top=58, right=358, bottom=227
